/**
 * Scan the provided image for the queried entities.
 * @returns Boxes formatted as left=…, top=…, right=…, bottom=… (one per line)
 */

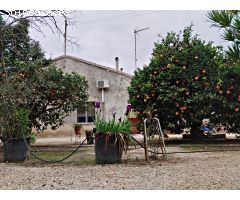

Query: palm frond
left=207, top=10, right=234, bottom=28
left=222, top=29, right=235, bottom=42
left=233, top=17, right=240, bottom=30
left=227, top=44, right=240, bottom=60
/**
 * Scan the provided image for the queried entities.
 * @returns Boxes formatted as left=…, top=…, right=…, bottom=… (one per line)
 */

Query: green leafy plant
left=128, top=25, right=228, bottom=138
left=73, top=123, right=82, bottom=128
left=95, top=114, right=131, bottom=153
left=0, top=16, right=89, bottom=132
left=207, top=10, right=240, bottom=61
left=95, top=117, right=130, bottom=133
left=0, top=71, right=34, bottom=142
left=0, top=107, right=35, bottom=142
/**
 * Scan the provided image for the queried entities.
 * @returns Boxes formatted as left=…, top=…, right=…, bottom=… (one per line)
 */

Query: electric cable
left=79, top=11, right=161, bottom=25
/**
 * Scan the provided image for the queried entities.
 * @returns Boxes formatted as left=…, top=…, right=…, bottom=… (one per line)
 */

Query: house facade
left=54, top=55, right=132, bottom=133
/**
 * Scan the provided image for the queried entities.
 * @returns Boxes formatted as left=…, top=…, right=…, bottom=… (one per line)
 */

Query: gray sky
left=30, top=10, right=227, bottom=75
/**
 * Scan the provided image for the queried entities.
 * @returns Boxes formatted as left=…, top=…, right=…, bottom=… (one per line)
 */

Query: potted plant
left=73, top=123, right=82, bottom=135
left=0, top=71, right=36, bottom=162
left=125, top=104, right=139, bottom=134
left=86, top=130, right=94, bottom=144
left=0, top=107, right=35, bottom=162
left=95, top=115, right=131, bottom=164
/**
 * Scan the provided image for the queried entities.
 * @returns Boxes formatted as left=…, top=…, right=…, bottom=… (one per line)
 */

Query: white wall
left=54, top=56, right=132, bottom=124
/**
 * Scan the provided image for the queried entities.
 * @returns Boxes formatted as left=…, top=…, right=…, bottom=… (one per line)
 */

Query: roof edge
left=53, top=55, right=133, bottom=78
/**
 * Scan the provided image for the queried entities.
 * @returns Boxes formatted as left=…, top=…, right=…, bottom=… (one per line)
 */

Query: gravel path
left=1, top=150, right=240, bottom=189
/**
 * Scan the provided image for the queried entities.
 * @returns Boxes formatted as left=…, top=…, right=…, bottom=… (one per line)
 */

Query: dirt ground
left=1, top=143, right=240, bottom=189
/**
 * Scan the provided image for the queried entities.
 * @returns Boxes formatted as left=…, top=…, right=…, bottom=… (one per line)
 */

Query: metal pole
left=134, top=27, right=149, bottom=71
left=143, top=119, right=149, bottom=162
left=154, top=117, right=167, bottom=159
left=101, top=89, right=105, bottom=119
left=134, top=30, right=137, bottom=70
left=63, top=19, right=67, bottom=67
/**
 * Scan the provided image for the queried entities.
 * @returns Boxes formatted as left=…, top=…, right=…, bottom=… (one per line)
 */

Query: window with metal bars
left=77, top=102, right=95, bottom=123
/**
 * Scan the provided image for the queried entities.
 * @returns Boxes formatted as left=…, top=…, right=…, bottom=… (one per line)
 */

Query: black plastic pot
left=3, top=138, right=30, bottom=162
left=190, top=124, right=204, bottom=142
left=95, top=132, right=123, bottom=164
left=86, top=131, right=94, bottom=144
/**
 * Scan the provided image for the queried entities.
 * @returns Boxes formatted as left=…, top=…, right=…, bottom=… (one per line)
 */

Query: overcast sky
left=30, top=10, right=227, bottom=75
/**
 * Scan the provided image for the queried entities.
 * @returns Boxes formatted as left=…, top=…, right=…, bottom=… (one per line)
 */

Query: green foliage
left=217, top=64, right=240, bottom=132
left=95, top=115, right=130, bottom=133
left=11, top=62, right=89, bottom=131
left=0, top=16, right=89, bottom=133
left=0, top=106, right=34, bottom=142
left=73, top=123, right=82, bottom=128
left=128, top=26, right=226, bottom=133
left=0, top=16, right=49, bottom=67
left=207, top=10, right=240, bottom=61
left=95, top=114, right=131, bottom=153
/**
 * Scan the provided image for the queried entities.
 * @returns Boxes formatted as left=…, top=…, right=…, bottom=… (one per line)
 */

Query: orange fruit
left=180, top=106, right=187, bottom=111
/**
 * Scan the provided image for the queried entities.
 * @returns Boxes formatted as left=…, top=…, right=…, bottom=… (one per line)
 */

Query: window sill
left=77, top=122, right=95, bottom=125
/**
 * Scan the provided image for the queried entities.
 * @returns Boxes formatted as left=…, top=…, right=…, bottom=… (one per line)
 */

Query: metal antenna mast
left=63, top=18, right=68, bottom=67
left=134, top=27, right=149, bottom=70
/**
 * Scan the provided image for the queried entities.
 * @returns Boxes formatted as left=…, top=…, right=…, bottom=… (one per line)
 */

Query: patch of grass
left=179, top=144, right=240, bottom=152
left=180, top=144, right=207, bottom=149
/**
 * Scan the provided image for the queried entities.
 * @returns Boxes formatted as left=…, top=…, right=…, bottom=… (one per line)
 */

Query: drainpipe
left=102, top=89, right=105, bottom=119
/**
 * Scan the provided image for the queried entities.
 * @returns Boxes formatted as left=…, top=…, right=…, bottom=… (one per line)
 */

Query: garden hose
left=22, top=132, right=94, bottom=163
left=3, top=132, right=240, bottom=163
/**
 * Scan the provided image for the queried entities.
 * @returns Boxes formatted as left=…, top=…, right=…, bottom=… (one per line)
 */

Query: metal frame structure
left=143, top=118, right=167, bottom=161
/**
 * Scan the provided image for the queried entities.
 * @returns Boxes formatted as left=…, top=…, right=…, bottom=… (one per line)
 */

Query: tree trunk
left=190, top=124, right=203, bottom=142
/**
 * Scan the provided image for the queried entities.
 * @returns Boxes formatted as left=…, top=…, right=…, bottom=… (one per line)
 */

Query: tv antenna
left=63, top=18, right=68, bottom=67
left=134, top=27, right=149, bottom=70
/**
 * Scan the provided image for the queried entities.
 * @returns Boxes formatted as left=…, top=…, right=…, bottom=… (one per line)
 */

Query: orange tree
left=128, top=26, right=231, bottom=139
left=0, top=16, right=88, bottom=133
left=218, top=63, right=240, bottom=133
